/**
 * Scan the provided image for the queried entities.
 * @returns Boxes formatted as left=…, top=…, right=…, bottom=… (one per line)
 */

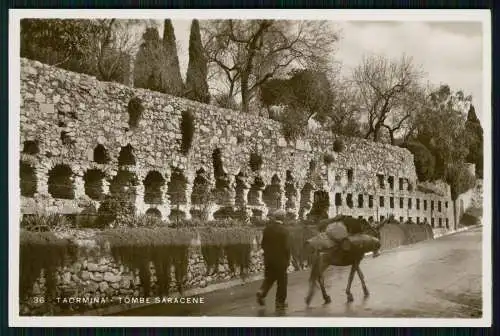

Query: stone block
left=39, top=103, right=54, bottom=115
left=104, top=272, right=121, bottom=283
left=99, top=281, right=109, bottom=292
left=87, top=262, right=99, bottom=272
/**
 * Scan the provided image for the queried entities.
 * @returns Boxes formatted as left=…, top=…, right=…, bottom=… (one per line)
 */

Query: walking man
left=256, top=210, right=291, bottom=309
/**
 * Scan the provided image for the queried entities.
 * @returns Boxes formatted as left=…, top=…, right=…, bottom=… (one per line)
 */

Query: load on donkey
left=305, top=215, right=382, bottom=305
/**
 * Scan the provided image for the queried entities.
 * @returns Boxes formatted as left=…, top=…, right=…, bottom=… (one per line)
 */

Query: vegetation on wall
left=180, top=110, right=195, bottom=155
left=249, top=152, right=263, bottom=172
left=127, top=97, right=144, bottom=129
left=21, top=213, right=72, bottom=232
left=333, top=138, right=345, bottom=153
left=99, top=227, right=194, bottom=296
left=97, top=194, right=136, bottom=229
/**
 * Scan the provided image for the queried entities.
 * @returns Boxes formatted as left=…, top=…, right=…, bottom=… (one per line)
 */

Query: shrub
left=97, top=195, right=136, bottom=229
left=20, top=214, right=72, bottom=232
left=460, top=212, right=480, bottom=226
left=128, top=97, right=144, bottom=129
left=323, top=153, right=335, bottom=165
left=180, top=110, right=195, bottom=155
left=20, top=230, right=77, bottom=302
left=249, top=152, right=263, bottom=172
left=333, top=138, right=345, bottom=153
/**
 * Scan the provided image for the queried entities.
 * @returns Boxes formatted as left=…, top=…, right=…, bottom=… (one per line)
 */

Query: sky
left=161, top=20, right=484, bottom=125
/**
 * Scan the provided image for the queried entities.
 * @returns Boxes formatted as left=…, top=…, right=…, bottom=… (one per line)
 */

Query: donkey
left=305, top=216, right=382, bottom=305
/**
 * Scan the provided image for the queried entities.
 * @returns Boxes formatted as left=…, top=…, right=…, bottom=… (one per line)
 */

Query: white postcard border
left=8, top=8, right=492, bottom=328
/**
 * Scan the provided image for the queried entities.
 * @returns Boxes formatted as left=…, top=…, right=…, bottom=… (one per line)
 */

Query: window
left=390, top=197, right=394, bottom=208
left=368, top=195, right=374, bottom=208
left=446, top=218, right=449, bottom=228
left=407, top=180, right=413, bottom=191
left=399, top=178, right=404, bottom=190
left=346, top=194, right=353, bottom=208
left=335, top=193, right=342, bottom=206
left=358, top=216, right=363, bottom=220
left=379, top=196, right=385, bottom=207
left=424, top=200, right=428, bottom=211
left=416, top=198, right=420, bottom=210
left=438, top=201, right=442, bottom=212
left=408, top=217, right=413, bottom=223
left=368, top=216, right=374, bottom=222
left=408, top=198, right=412, bottom=210
left=399, top=216, right=404, bottom=223
left=445, top=201, right=449, bottom=208
left=388, top=176, right=394, bottom=190
left=347, top=169, right=353, bottom=183
left=439, top=218, right=442, bottom=227
left=358, top=194, right=363, bottom=208
left=431, top=218, right=435, bottom=227
left=399, top=197, right=404, bottom=209
left=431, top=200, right=435, bottom=211
left=417, top=217, right=420, bottom=224
left=377, top=174, right=385, bottom=188
left=380, top=216, right=385, bottom=222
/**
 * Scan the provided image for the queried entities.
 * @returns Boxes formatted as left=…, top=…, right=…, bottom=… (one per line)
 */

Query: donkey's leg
left=318, top=273, right=331, bottom=304
left=345, top=264, right=356, bottom=302
left=317, top=256, right=331, bottom=304
left=356, top=262, right=370, bottom=297
left=305, top=253, right=321, bottom=306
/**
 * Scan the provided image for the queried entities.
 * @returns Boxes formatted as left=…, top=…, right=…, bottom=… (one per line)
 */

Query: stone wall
left=22, top=229, right=267, bottom=316
left=19, top=58, right=454, bottom=228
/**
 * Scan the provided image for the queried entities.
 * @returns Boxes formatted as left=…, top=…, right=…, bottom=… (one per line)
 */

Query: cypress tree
left=465, top=104, right=483, bottom=178
left=162, top=19, right=184, bottom=96
left=185, top=19, right=210, bottom=103
left=134, top=27, right=164, bottom=92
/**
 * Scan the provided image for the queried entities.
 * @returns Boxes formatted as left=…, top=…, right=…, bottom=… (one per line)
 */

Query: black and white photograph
left=8, top=9, right=491, bottom=327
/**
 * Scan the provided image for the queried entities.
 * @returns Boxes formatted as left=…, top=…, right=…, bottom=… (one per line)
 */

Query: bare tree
left=352, top=54, right=425, bottom=144
left=202, top=20, right=339, bottom=113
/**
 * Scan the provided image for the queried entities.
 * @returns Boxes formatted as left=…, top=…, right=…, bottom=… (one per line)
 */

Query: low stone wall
left=21, top=229, right=270, bottom=316
left=379, top=223, right=434, bottom=250
left=21, top=222, right=437, bottom=316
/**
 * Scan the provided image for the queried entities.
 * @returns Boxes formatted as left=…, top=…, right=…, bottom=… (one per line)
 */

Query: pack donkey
left=305, top=216, right=382, bottom=305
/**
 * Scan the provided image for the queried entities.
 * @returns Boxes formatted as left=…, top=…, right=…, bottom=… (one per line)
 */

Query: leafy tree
left=203, top=20, right=339, bottom=113
left=413, top=84, right=471, bottom=179
left=185, top=19, right=210, bottom=103
left=21, top=19, right=95, bottom=70
left=21, top=19, right=141, bottom=84
left=465, top=104, right=483, bottom=178
left=261, top=69, right=333, bottom=123
left=162, top=19, right=184, bottom=96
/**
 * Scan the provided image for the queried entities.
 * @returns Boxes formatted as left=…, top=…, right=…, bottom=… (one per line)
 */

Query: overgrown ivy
left=180, top=110, right=195, bottom=155
left=128, top=97, right=144, bottom=129
left=20, top=230, right=77, bottom=302
left=98, top=227, right=194, bottom=296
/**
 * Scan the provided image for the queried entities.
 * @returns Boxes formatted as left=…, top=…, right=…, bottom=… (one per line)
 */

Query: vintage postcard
left=9, top=9, right=491, bottom=327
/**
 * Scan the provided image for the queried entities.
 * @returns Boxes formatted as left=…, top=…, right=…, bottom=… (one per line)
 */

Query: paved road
left=113, top=227, right=483, bottom=318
